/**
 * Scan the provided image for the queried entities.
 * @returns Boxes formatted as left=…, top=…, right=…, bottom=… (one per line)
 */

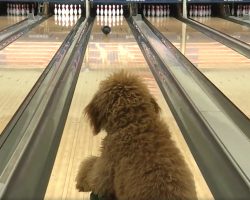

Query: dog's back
left=83, top=71, right=197, bottom=200
left=103, top=118, right=197, bottom=200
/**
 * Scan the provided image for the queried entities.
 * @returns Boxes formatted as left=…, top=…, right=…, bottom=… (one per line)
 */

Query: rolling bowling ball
left=102, top=25, right=111, bottom=35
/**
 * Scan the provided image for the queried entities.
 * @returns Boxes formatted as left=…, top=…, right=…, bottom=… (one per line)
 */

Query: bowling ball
left=102, top=26, right=111, bottom=35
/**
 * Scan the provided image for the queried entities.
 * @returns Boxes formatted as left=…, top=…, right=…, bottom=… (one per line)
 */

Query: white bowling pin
left=70, top=4, right=74, bottom=15
left=54, top=4, right=58, bottom=15
left=100, top=5, right=103, bottom=16
left=21, top=5, right=25, bottom=16
left=156, top=5, right=160, bottom=17
left=109, top=5, right=112, bottom=16
left=163, top=5, right=166, bottom=17
left=160, top=5, right=163, bottom=17
left=116, top=5, right=120, bottom=16
left=58, top=4, right=61, bottom=15
left=96, top=5, right=100, bottom=15
left=143, top=5, right=146, bottom=16
left=104, top=5, right=107, bottom=16
left=65, top=4, right=69, bottom=15
left=31, top=4, right=34, bottom=14
left=120, top=5, right=123, bottom=16
left=16, top=4, right=19, bottom=16
left=62, top=4, right=65, bottom=15
left=167, top=5, right=170, bottom=17
left=194, top=5, right=198, bottom=17
left=147, top=5, right=151, bottom=16
left=151, top=5, right=155, bottom=17
left=189, top=5, right=193, bottom=17
left=112, top=5, right=116, bottom=16
left=7, top=3, right=10, bottom=15
left=78, top=4, right=81, bottom=16
left=74, top=5, right=77, bottom=15
left=10, top=4, right=13, bottom=15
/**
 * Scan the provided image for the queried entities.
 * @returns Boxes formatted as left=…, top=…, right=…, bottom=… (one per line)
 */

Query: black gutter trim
left=222, top=16, right=250, bottom=28
left=0, top=18, right=28, bottom=34
left=0, top=16, right=48, bottom=50
left=180, top=17, right=250, bottom=59
left=0, top=17, right=94, bottom=200
left=0, top=17, right=84, bottom=171
left=143, top=16, right=250, bottom=140
left=127, top=17, right=250, bottom=199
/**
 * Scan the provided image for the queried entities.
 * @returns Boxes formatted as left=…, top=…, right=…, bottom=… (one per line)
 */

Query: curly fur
left=76, top=71, right=197, bottom=200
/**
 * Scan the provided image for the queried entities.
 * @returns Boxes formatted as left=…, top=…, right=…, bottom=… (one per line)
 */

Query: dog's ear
left=150, top=97, right=161, bottom=113
left=85, top=95, right=106, bottom=135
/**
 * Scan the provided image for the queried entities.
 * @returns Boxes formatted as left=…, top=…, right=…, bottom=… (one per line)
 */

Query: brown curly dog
left=76, top=71, right=197, bottom=200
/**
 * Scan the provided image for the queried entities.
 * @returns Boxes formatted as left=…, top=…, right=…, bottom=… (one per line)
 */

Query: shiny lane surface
left=0, top=16, right=26, bottom=31
left=193, top=17, right=250, bottom=44
left=45, top=16, right=213, bottom=200
left=148, top=17, right=250, bottom=118
left=0, top=16, right=75, bottom=134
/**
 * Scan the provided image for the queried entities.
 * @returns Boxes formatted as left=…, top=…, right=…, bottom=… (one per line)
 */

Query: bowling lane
left=148, top=17, right=250, bottom=118
left=0, top=16, right=26, bottom=31
left=0, top=16, right=76, bottom=134
left=193, top=17, right=250, bottom=44
left=45, top=16, right=213, bottom=200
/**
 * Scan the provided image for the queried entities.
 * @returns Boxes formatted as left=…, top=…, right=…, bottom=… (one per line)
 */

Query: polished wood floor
left=0, top=15, right=25, bottom=31
left=193, top=17, right=250, bottom=44
left=0, top=16, right=74, bottom=134
left=148, top=17, right=250, bottom=118
left=45, top=17, right=213, bottom=200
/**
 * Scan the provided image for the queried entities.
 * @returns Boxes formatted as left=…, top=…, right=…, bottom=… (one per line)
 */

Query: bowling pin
left=147, top=5, right=151, bottom=17
left=151, top=5, right=155, bottom=17
left=96, top=4, right=100, bottom=15
left=109, top=5, right=112, bottom=16
left=120, top=5, right=123, bottom=16
left=78, top=4, right=81, bottom=16
left=54, top=4, right=58, bottom=15
left=21, top=4, right=25, bottom=16
left=104, top=5, right=107, bottom=16
left=74, top=5, right=77, bottom=15
left=7, top=3, right=10, bottom=15
left=189, top=5, right=192, bottom=17
left=65, top=4, right=69, bottom=15
left=160, top=5, right=163, bottom=17
left=70, top=4, right=74, bottom=15
left=100, top=5, right=104, bottom=16
left=156, top=5, right=160, bottom=17
left=116, top=5, right=120, bottom=16
left=143, top=5, right=146, bottom=16
left=112, top=5, right=116, bottom=16
left=167, top=5, right=170, bottom=17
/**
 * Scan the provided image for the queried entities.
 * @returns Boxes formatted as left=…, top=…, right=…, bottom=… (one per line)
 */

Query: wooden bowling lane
left=0, top=16, right=74, bottom=135
left=45, top=17, right=213, bottom=200
left=193, top=17, right=250, bottom=44
left=0, top=16, right=26, bottom=31
left=148, top=17, right=250, bottom=118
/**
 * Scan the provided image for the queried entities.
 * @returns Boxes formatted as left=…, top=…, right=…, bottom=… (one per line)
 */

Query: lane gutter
left=128, top=15, right=250, bottom=199
left=0, top=15, right=48, bottom=50
left=180, top=17, right=250, bottom=59
left=0, top=17, right=94, bottom=199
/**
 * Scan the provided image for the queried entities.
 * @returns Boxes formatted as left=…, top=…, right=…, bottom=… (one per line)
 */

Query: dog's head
left=85, top=71, right=160, bottom=135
